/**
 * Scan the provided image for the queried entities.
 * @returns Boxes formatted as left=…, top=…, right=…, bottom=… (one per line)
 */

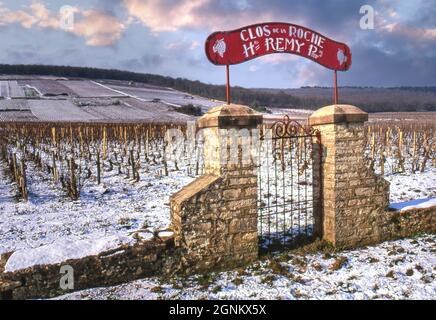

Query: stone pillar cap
left=309, top=104, right=368, bottom=126
left=197, top=103, right=263, bottom=129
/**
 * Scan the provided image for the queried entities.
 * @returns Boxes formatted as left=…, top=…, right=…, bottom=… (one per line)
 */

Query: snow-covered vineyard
left=0, top=156, right=434, bottom=253
left=2, top=0, right=436, bottom=303
left=1, top=123, right=434, bottom=255
left=0, top=149, right=435, bottom=299
left=0, top=158, right=194, bottom=254
left=1, top=157, right=434, bottom=255
left=0, top=103, right=435, bottom=299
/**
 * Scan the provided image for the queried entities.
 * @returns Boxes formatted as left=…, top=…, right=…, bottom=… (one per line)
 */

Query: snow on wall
left=390, top=198, right=436, bottom=212
left=4, top=235, right=136, bottom=272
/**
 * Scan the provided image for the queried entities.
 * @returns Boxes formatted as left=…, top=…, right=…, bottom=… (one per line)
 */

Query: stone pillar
left=309, top=105, right=390, bottom=248
left=170, top=104, right=262, bottom=274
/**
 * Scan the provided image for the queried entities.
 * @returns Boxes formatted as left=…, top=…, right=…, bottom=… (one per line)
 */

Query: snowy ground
left=2, top=155, right=433, bottom=256
left=56, top=235, right=435, bottom=300
left=0, top=78, right=221, bottom=123
left=384, top=166, right=436, bottom=203
left=0, top=159, right=194, bottom=255
left=0, top=154, right=435, bottom=299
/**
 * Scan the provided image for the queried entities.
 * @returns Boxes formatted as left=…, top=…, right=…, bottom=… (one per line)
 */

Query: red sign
left=205, top=22, right=351, bottom=71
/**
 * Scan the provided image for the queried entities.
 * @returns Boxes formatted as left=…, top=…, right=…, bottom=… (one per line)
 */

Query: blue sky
left=0, top=0, right=435, bottom=88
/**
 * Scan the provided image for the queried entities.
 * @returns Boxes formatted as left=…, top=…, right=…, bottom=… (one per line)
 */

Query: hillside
left=0, top=77, right=221, bottom=123
left=1, top=64, right=436, bottom=113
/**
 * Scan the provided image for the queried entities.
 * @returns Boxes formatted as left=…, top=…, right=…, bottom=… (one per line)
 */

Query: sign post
left=205, top=22, right=351, bottom=104
left=226, top=64, right=231, bottom=104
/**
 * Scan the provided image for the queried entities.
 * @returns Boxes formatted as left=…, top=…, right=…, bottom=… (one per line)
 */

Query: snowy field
left=102, top=83, right=221, bottom=111
left=0, top=159, right=195, bottom=255
left=384, top=167, right=436, bottom=203
left=2, top=150, right=433, bottom=256
left=0, top=78, right=220, bottom=123
left=0, top=80, right=26, bottom=98
left=28, top=99, right=99, bottom=122
left=0, top=141, right=434, bottom=299
left=55, top=163, right=436, bottom=300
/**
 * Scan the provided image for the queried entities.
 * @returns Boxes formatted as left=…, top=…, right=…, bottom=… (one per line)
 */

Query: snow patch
left=158, top=231, right=174, bottom=238
left=137, top=232, right=154, bottom=241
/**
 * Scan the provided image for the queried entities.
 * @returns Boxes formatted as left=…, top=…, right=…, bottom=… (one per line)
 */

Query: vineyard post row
left=0, top=121, right=435, bottom=201
left=365, top=122, right=436, bottom=175
left=0, top=122, right=192, bottom=200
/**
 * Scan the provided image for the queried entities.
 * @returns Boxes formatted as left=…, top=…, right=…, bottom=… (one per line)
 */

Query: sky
left=0, top=0, right=435, bottom=88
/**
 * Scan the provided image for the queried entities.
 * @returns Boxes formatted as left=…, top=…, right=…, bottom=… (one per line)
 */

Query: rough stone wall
left=315, top=122, right=390, bottom=248
left=0, top=236, right=176, bottom=300
left=170, top=126, right=259, bottom=274
left=381, top=206, right=436, bottom=241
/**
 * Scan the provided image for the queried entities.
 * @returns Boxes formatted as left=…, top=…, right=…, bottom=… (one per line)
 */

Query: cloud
left=0, top=0, right=435, bottom=87
left=257, top=54, right=300, bottom=65
left=73, top=10, right=125, bottom=46
left=0, top=6, right=38, bottom=28
left=122, top=0, right=276, bottom=32
left=294, top=64, right=320, bottom=87
left=124, top=0, right=206, bottom=32
left=381, top=23, right=436, bottom=41
left=165, top=38, right=200, bottom=51
left=341, top=44, right=436, bottom=87
left=121, top=0, right=366, bottom=37
left=30, top=2, right=59, bottom=28
left=0, top=2, right=64, bottom=29
left=0, top=2, right=125, bottom=46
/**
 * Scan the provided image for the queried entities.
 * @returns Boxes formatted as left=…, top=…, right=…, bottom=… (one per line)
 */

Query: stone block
left=223, top=188, right=242, bottom=200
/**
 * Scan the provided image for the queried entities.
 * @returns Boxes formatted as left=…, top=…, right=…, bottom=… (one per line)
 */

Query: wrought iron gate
left=257, top=115, right=322, bottom=251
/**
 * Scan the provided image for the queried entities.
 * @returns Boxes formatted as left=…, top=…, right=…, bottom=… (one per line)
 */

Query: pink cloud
left=30, top=3, right=59, bottom=28
left=0, top=6, right=38, bottom=28
left=122, top=0, right=280, bottom=32
left=375, top=2, right=436, bottom=42
left=0, top=2, right=125, bottom=46
left=73, top=10, right=125, bottom=46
